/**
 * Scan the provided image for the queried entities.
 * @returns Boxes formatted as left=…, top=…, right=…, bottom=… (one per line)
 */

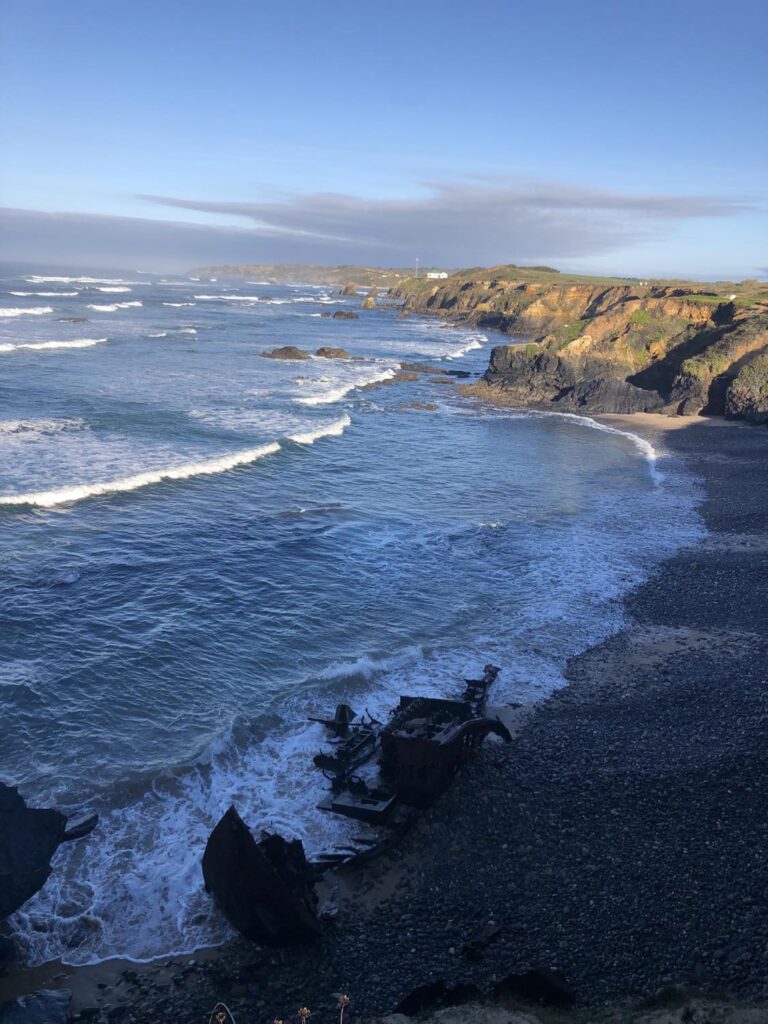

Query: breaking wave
left=286, top=413, right=352, bottom=444
left=193, top=294, right=260, bottom=302
left=0, top=443, right=281, bottom=508
left=86, top=301, right=142, bottom=312
left=0, top=306, right=53, bottom=318
left=294, top=368, right=396, bottom=405
left=445, top=333, right=485, bottom=359
left=25, top=276, right=137, bottom=285
left=8, top=291, right=79, bottom=297
left=0, top=339, right=107, bottom=353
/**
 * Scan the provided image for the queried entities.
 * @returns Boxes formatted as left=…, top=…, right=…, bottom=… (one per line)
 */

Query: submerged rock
left=0, top=782, right=97, bottom=920
left=333, top=310, right=359, bottom=320
left=261, top=345, right=311, bottom=360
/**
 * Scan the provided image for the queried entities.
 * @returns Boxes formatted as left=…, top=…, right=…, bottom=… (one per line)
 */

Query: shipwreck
left=203, top=664, right=511, bottom=944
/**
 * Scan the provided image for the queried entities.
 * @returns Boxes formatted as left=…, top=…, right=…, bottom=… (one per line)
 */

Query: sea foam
left=286, top=413, right=352, bottom=444
left=86, top=301, right=142, bottom=312
left=0, top=306, right=53, bottom=318
left=294, top=368, right=396, bottom=405
left=8, top=291, right=79, bottom=297
left=0, top=339, right=107, bottom=354
left=0, top=443, right=280, bottom=508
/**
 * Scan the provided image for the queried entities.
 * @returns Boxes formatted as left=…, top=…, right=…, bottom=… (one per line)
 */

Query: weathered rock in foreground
left=202, top=806, right=321, bottom=946
left=0, top=989, right=71, bottom=1024
left=0, top=783, right=97, bottom=920
left=261, top=345, right=311, bottom=360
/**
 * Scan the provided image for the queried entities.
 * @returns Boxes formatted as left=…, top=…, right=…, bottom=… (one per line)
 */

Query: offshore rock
left=315, top=346, right=350, bottom=359
left=0, top=783, right=97, bottom=920
left=261, top=346, right=311, bottom=360
left=361, top=294, right=376, bottom=309
left=202, top=806, right=322, bottom=946
left=333, top=310, right=359, bottom=320
left=341, top=283, right=358, bottom=296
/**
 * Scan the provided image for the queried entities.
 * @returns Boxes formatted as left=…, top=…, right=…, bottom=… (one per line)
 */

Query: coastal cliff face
left=393, top=268, right=768, bottom=422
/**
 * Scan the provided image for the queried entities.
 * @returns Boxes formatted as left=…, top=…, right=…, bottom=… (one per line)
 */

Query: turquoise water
left=0, top=269, right=701, bottom=965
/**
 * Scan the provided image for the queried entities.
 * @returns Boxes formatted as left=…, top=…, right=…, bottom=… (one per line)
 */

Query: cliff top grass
left=396, top=264, right=768, bottom=302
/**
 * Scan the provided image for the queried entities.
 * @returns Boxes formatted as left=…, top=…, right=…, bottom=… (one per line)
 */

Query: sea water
left=0, top=268, right=702, bottom=965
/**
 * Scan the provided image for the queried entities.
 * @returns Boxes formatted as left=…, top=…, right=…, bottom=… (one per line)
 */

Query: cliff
left=393, top=267, right=768, bottom=422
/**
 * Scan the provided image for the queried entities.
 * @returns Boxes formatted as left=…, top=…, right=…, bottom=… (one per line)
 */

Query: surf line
left=0, top=413, right=354, bottom=508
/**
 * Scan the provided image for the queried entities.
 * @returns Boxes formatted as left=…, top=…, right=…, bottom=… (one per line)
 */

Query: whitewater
left=0, top=269, right=703, bottom=968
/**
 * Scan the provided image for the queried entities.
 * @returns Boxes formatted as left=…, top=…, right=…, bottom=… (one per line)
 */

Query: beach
left=3, top=409, right=766, bottom=1023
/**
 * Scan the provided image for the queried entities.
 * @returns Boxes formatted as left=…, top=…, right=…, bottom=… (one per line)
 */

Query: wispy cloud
left=0, top=179, right=753, bottom=273
left=139, top=178, right=751, bottom=265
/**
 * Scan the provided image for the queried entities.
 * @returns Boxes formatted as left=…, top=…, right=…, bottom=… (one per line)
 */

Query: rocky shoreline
left=3, top=411, right=767, bottom=1023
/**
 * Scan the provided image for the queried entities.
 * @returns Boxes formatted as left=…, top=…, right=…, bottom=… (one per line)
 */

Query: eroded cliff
left=393, top=267, right=768, bottom=422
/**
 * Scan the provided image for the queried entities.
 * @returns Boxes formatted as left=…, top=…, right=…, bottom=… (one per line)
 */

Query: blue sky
left=1, top=0, right=766, bottom=276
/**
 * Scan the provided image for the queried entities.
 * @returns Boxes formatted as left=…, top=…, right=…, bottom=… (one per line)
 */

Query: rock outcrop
left=333, top=310, right=359, bottom=320
left=0, top=783, right=97, bottom=920
left=261, top=346, right=311, bottom=360
left=315, top=346, right=350, bottom=359
left=393, top=268, right=768, bottom=421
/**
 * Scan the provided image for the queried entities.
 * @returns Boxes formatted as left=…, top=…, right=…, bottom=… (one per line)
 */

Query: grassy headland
left=391, top=266, right=768, bottom=423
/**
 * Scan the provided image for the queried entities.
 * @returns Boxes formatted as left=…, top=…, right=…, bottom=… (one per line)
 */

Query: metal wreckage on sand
left=202, top=665, right=511, bottom=944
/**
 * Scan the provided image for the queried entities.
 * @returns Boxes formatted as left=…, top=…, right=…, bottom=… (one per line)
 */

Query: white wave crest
left=445, top=334, right=485, bottom=359
left=162, top=302, right=196, bottom=307
left=96, top=286, right=131, bottom=293
left=286, top=413, right=352, bottom=444
left=8, top=291, right=79, bottom=297
left=86, top=301, right=142, bottom=312
left=0, top=306, right=53, bottom=318
left=26, top=276, right=136, bottom=285
left=0, top=443, right=281, bottom=508
left=0, top=338, right=107, bottom=354
left=193, top=294, right=260, bottom=302
left=295, top=368, right=396, bottom=405
left=0, top=417, right=86, bottom=436
left=147, top=332, right=168, bottom=338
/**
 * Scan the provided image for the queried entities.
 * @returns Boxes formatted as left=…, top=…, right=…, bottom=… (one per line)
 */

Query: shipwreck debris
left=202, top=665, right=512, bottom=944
left=202, top=806, right=321, bottom=945
left=312, top=663, right=509, bottom=821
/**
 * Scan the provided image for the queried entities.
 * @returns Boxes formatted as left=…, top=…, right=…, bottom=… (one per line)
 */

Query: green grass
left=630, top=308, right=652, bottom=326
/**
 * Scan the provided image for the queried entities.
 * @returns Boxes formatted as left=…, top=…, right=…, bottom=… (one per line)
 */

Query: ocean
left=0, top=268, right=702, bottom=966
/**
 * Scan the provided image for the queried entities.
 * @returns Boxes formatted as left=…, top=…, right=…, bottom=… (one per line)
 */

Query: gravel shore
left=3, top=415, right=767, bottom=1024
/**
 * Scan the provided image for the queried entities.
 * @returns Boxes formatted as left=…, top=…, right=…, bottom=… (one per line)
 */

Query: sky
left=1, top=0, right=766, bottom=278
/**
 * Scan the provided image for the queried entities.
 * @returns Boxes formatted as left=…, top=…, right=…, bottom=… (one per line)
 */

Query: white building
left=426, top=271, right=448, bottom=279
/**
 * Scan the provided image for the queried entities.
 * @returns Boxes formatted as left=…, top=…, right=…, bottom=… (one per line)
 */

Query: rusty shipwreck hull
left=202, top=665, right=510, bottom=945
left=202, top=806, right=322, bottom=946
